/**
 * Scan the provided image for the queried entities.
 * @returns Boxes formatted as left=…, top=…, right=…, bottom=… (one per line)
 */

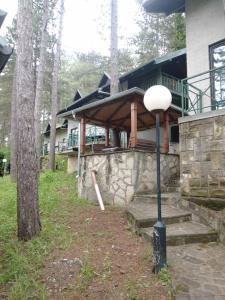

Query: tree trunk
left=10, top=66, right=17, bottom=181
left=110, top=0, right=119, bottom=95
left=48, top=0, right=64, bottom=171
left=34, top=0, right=49, bottom=167
left=110, top=0, right=120, bottom=146
left=16, top=0, right=41, bottom=240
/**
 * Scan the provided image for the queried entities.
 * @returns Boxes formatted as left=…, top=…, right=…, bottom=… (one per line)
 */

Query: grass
left=157, top=268, right=175, bottom=300
left=0, top=171, right=85, bottom=299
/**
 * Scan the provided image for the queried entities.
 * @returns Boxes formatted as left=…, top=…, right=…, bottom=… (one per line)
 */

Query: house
left=43, top=91, right=108, bottom=173
left=143, top=1, right=225, bottom=214
left=58, top=49, right=187, bottom=205
left=0, top=10, right=13, bottom=73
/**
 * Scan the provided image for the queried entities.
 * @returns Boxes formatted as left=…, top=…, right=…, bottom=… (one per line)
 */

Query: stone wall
left=78, top=150, right=179, bottom=206
left=179, top=110, right=225, bottom=209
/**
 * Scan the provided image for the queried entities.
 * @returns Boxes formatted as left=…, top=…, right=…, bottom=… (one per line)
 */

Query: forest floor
left=0, top=171, right=167, bottom=300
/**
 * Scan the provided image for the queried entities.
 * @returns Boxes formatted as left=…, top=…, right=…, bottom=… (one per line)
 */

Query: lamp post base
left=152, top=221, right=167, bottom=273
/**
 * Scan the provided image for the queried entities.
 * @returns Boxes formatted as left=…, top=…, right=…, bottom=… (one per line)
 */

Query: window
left=209, top=39, right=225, bottom=107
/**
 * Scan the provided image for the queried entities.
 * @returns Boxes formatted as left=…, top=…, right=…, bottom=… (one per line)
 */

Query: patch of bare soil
left=43, top=204, right=166, bottom=300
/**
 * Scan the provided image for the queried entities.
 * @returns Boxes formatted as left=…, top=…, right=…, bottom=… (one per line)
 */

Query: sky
left=1, top=0, right=140, bottom=55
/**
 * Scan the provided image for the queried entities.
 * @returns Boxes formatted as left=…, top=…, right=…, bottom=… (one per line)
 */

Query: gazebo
left=58, top=87, right=183, bottom=206
left=60, top=87, right=183, bottom=154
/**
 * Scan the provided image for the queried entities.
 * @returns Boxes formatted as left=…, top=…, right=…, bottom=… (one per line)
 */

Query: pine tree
left=16, top=0, right=41, bottom=240
left=48, top=0, right=64, bottom=170
left=34, top=0, right=50, bottom=165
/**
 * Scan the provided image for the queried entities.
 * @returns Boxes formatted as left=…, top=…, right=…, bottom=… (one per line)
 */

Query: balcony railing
left=138, top=73, right=181, bottom=96
left=181, top=65, right=225, bottom=116
left=42, top=126, right=108, bottom=155
left=162, top=73, right=181, bottom=95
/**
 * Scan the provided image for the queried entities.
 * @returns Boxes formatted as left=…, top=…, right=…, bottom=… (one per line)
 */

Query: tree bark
left=34, top=0, right=49, bottom=167
left=10, top=65, right=17, bottom=181
left=48, top=0, right=64, bottom=170
left=110, top=0, right=119, bottom=95
left=110, top=0, right=120, bottom=146
left=16, top=0, right=41, bottom=240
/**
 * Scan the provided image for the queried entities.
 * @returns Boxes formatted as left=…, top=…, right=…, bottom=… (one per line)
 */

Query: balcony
left=42, top=126, right=107, bottom=156
left=181, top=65, right=225, bottom=115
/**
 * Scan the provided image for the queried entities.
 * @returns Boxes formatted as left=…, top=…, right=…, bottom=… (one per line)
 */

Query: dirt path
left=42, top=202, right=166, bottom=300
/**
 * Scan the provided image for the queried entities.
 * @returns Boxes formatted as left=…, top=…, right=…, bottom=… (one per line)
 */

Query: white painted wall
left=185, top=0, right=225, bottom=110
left=67, top=119, right=79, bottom=138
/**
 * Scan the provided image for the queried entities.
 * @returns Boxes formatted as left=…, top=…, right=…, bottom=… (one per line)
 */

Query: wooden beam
left=80, top=117, right=86, bottom=155
left=117, top=111, right=131, bottom=127
left=87, top=107, right=102, bottom=118
left=107, top=101, right=128, bottom=122
left=139, top=101, right=156, bottom=122
left=168, top=111, right=177, bottom=123
left=137, top=115, right=148, bottom=128
left=130, top=101, right=137, bottom=147
left=163, top=111, right=169, bottom=154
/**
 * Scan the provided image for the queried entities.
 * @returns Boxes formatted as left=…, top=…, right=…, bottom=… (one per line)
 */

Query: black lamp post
left=143, top=85, right=172, bottom=273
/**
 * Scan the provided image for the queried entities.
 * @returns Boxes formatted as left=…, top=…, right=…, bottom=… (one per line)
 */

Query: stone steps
left=141, top=221, right=218, bottom=246
left=133, top=192, right=180, bottom=204
left=127, top=193, right=218, bottom=246
left=127, top=203, right=192, bottom=228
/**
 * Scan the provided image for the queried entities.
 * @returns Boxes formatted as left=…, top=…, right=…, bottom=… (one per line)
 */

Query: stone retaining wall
left=179, top=110, right=225, bottom=209
left=78, top=150, right=179, bottom=206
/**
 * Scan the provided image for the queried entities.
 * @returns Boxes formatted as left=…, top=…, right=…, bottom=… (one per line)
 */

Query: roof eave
left=143, top=0, right=185, bottom=15
left=0, top=9, right=7, bottom=29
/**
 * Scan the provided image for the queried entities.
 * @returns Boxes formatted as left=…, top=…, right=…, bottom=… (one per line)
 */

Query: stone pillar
left=130, top=101, right=137, bottom=147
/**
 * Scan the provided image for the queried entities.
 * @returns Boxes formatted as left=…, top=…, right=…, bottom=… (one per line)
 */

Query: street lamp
left=143, top=85, right=172, bottom=273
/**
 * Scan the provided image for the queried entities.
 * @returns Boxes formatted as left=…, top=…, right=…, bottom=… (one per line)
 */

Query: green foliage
left=131, top=2, right=186, bottom=64
left=77, top=259, right=96, bottom=291
left=0, top=171, right=78, bottom=299
left=59, top=49, right=135, bottom=108
left=158, top=268, right=175, bottom=300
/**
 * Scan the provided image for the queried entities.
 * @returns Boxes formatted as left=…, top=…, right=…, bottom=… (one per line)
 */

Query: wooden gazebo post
left=130, top=101, right=137, bottom=148
left=163, top=111, right=169, bottom=153
left=105, top=126, right=110, bottom=147
left=80, top=116, right=86, bottom=155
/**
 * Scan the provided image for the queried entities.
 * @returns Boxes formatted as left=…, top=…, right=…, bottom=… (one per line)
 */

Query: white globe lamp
left=143, top=85, right=172, bottom=112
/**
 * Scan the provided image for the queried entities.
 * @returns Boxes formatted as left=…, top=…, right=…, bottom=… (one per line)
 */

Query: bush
left=0, top=148, right=10, bottom=175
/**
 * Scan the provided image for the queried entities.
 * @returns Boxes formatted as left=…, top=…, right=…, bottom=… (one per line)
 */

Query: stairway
left=127, top=193, right=218, bottom=246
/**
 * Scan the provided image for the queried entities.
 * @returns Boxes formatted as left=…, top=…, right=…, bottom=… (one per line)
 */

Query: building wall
left=67, top=119, right=79, bottom=138
left=78, top=150, right=179, bottom=206
left=67, top=155, right=77, bottom=174
left=179, top=109, right=225, bottom=209
left=186, top=0, right=225, bottom=110
left=186, top=0, right=225, bottom=77
left=55, top=129, right=67, bottom=148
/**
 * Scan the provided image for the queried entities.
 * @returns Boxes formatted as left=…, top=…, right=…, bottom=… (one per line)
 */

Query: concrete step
left=133, top=192, right=180, bottom=205
left=127, top=203, right=192, bottom=229
left=165, top=186, right=180, bottom=193
left=141, top=221, right=218, bottom=246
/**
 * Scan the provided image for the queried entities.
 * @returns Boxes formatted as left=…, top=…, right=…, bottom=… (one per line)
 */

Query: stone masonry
left=179, top=109, right=225, bottom=209
left=78, top=150, right=179, bottom=206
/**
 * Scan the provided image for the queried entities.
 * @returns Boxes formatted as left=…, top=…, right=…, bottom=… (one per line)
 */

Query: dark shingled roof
left=73, top=90, right=82, bottom=102
left=0, top=9, right=6, bottom=29
left=0, top=9, right=13, bottom=73
left=143, top=0, right=185, bottom=15
left=98, top=72, right=110, bottom=88
left=57, top=48, right=186, bottom=117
